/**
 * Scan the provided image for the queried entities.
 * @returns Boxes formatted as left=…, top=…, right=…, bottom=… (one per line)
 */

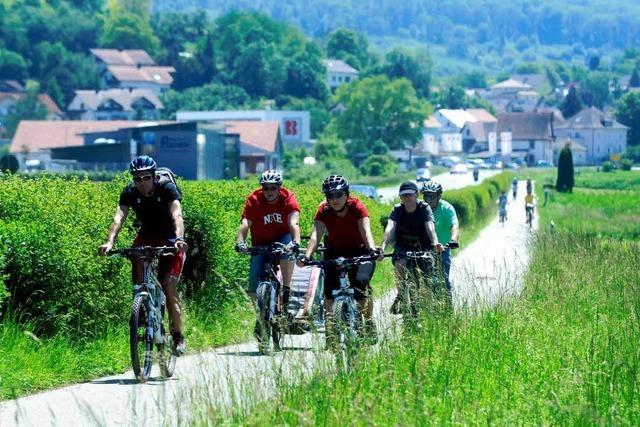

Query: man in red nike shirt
left=235, top=170, right=301, bottom=310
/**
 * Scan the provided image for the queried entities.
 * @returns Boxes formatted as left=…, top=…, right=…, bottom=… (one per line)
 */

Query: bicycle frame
left=133, top=257, right=166, bottom=345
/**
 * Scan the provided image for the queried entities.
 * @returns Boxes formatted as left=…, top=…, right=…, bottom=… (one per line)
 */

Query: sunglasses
left=262, top=185, right=280, bottom=192
left=133, top=175, right=153, bottom=183
left=326, top=191, right=346, bottom=200
left=423, top=193, right=439, bottom=200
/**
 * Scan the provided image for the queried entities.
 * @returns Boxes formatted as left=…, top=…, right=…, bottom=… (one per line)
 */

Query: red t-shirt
left=314, top=197, right=369, bottom=251
left=242, top=187, right=300, bottom=246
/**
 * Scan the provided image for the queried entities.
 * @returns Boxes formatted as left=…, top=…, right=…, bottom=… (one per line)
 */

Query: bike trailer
left=277, top=264, right=323, bottom=334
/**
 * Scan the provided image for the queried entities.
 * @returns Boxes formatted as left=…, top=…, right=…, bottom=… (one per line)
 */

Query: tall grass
left=201, top=173, right=640, bottom=425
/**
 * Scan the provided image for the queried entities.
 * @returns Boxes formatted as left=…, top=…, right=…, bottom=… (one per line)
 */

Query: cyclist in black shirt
left=379, top=181, right=442, bottom=313
left=98, top=155, right=188, bottom=355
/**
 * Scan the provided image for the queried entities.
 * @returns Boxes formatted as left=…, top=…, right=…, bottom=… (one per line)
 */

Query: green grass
left=574, top=169, right=640, bottom=191
left=0, top=303, right=254, bottom=400
left=205, top=171, right=640, bottom=424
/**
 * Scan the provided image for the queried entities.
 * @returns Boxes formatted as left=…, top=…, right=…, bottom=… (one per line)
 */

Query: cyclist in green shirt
left=420, top=181, right=459, bottom=297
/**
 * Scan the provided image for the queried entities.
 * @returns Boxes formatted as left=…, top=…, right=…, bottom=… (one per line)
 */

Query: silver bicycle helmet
left=259, top=170, right=283, bottom=185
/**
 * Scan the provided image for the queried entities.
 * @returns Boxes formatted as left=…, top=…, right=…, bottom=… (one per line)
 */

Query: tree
left=313, top=134, right=347, bottom=160
left=616, top=92, right=640, bottom=146
left=232, top=40, right=286, bottom=98
left=332, top=75, right=429, bottom=157
left=4, top=83, right=48, bottom=138
left=0, top=49, right=28, bottom=81
left=380, top=47, right=432, bottom=98
left=556, top=144, right=574, bottom=192
left=580, top=71, right=611, bottom=108
left=161, top=83, right=251, bottom=119
left=630, top=68, right=640, bottom=88
left=436, top=85, right=467, bottom=109
left=560, top=86, right=583, bottom=119
left=284, top=43, right=327, bottom=100
left=100, top=0, right=161, bottom=56
left=326, top=28, right=370, bottom=70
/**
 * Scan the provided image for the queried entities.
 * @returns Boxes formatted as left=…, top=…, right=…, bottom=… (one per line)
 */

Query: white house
left=323, top=59, right=359, bottom=91
left=554, top=107, right=628, bottom=164
left=89, top=49, right=175, bottom=94
left=67, top=89, right=163, bottom=121
left=497, top=112, right=555, bottom=165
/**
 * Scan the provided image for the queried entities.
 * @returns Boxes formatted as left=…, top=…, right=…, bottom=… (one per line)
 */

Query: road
left=0, top=181, right=537, bottom=427
left=378, top=169, right=501, bottom=202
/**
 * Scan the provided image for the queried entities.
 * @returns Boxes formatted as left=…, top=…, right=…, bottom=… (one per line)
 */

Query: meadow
left=206, top=171, right=640, bottom=425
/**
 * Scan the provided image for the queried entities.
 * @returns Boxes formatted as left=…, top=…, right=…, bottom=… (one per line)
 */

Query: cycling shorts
left=133, top=235, right=186, bottom=278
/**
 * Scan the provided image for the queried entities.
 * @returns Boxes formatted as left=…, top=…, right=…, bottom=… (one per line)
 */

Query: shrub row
left=0, top=175, right=388, bottom=339
left=443, top=172, right=513, bottom=226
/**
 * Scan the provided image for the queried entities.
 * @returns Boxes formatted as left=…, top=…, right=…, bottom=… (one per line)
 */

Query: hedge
left=0, top=173, right=510, bottom=339
left=0, top=175, right=389, bottom=339
left=443, top=172, right=513, bottom=226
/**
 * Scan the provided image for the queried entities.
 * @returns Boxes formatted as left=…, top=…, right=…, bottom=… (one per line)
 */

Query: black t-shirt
left=389, top=201, right=434, bottom=249
left=119, top=182, right=182, bottom=238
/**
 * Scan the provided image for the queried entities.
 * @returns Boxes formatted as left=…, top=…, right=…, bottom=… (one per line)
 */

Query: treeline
left=155, top=0, right=640, bottom=50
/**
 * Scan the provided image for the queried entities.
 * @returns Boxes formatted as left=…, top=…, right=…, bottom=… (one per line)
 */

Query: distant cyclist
left=235, top=170, right=301, bottom=339
left=98, top=155, right=188, bottom=355
left=379, top=181, right=442, bottom=314
left=299, top=175, right=379, bottom=346
left=526, top=179, right=533, bottom=194
left=420, top=181, right=459, bottom=298
left=511, top=177, right=518, bottom=199
left=498, top=190, right=508, bottom=222
left=524, top=189, right=537, bottom=220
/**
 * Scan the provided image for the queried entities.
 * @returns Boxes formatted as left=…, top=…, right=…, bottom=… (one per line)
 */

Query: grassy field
left=205, top=171, right=640, bottom=424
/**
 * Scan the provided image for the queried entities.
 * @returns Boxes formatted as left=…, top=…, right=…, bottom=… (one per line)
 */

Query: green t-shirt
left=433, top=199, right=458, bottom=244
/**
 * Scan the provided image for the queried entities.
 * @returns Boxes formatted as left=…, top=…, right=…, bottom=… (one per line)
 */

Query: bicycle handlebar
left=107, top=246, right=177, bottom=259
left=299, top=254, right=378, bottom=268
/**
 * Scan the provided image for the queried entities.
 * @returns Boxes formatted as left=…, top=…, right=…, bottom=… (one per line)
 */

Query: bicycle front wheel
left=332, top=299, right=357, bottom=370
left=158, top=315, right=176, bottom=378
left=256, top=282, right=272, bottom=354
left=130, top=294, right=153, bottom=382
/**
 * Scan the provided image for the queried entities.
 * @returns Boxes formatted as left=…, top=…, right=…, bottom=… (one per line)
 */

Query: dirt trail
left=0, top=181, right=538, bottom=427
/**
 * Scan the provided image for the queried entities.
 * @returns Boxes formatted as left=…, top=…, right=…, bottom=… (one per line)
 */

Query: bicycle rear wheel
left=130, top=295, right=153, bottom=382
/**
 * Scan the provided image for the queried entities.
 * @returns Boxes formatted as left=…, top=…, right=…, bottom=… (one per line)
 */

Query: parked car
left=505, top=162, right=520, bottom=170
left=416, top=168, right=431, bottom=182
left=536, top=160, right=553, bottom=168
left=450, top=163, right=469, bottom=174
left=350, top=184, right=379, bottom=200
left=438, top=156, right=461, bottom=167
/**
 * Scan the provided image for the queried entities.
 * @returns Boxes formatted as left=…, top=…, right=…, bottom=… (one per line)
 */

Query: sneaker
left=390, top=295, right=402, bottom=314
left=172, top=332, right=186, bottom=356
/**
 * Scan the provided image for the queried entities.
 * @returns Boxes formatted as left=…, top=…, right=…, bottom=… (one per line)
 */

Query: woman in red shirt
left=300, top=175, right=378, bottom=346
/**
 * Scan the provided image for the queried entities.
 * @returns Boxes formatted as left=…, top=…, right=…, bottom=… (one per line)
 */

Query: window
left=345, top=76, right=351, bottom=82
left=529, top=140, right=535, bottom=149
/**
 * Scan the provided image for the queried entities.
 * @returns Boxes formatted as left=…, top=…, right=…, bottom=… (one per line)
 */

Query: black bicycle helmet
left=322, top=175, right=349, bottom=194
left=129, top=155, right=156, bottom=174
left=420, top=180, right=443, bottom=194
left=259, top=170, right=283, bottom=185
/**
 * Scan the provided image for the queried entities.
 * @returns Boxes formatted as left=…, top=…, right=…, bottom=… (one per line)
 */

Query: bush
left=601, top=161, right=615, bottom=172
left=0, top=175, right=390, bottom=339
left=621, top=158, right=633, bottom=171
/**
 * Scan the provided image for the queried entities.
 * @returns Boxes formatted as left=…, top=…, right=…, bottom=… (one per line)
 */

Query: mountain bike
left=108, top=246, right=177, bottom=382
left=300, top=254, right=377, bottom=370
left=526, top=203, right=534, bottom=228
left=246, top=242, right=295, bottom=354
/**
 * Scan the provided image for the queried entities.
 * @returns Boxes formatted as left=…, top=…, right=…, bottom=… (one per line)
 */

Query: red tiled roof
left=467, top=108, right=497, bottom=123
left=10, top=120, right=153, bottom=153
left=224, top=121, right=280, bottom=153
left=0, top=93, right=62, bottom=116
left=107, top=66, right=175, bottom=85
left=90, top=49, right=155, bottom=66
